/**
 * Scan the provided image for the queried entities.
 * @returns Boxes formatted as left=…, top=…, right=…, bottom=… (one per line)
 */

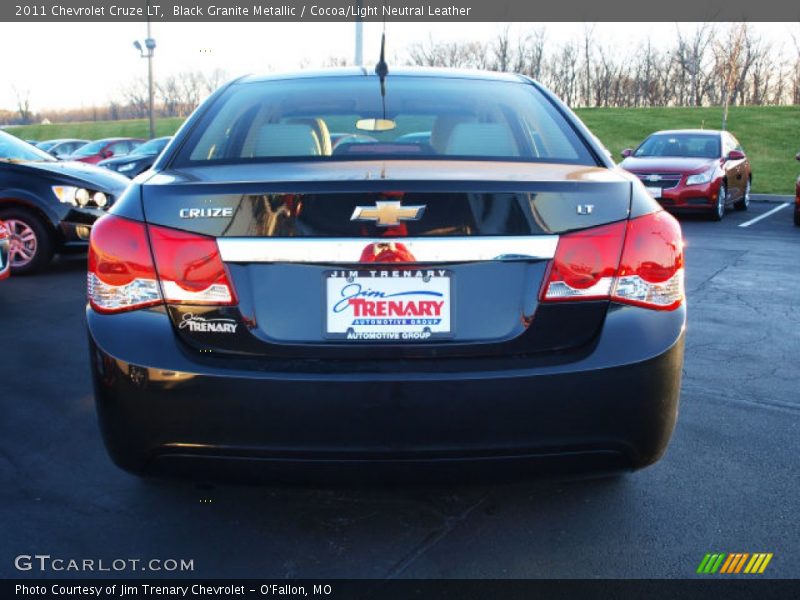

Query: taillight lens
left=541, top=222, right=625, bottom=301
left=0, top=221, right=8, bottom=239
left=88, top=217, right=237, bottom=313
left=612, top=211, right=684, bottom=310
left=149, top=225, right=237, bottom=305
left=88, top=215, right=162, bottom=313
left=541, top=211, right=684, bottom=311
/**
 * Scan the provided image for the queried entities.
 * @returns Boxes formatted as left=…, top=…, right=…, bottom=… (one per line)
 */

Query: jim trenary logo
left=697, top=552, right=773, bottom=574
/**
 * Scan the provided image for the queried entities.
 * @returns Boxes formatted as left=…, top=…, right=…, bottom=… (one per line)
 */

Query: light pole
left=133, top=6, right=156, bottom=139
left=354, top=0, right=363, bottom=66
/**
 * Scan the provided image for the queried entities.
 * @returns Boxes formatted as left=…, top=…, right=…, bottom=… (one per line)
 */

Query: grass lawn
left=7, top=106, right=799, bottom=194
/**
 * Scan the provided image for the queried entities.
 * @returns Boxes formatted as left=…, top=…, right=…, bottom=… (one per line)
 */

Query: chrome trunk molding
left=217, top=236, right=559, bottom=264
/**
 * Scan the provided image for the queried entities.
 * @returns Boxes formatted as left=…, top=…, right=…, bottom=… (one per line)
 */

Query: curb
left=751, top=194, right=794, bottom=204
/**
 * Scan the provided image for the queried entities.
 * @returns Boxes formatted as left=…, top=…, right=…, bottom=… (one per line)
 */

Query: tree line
left=5, top=23, right=800, bottom=126
left=406, top=24, right=800, bottom=109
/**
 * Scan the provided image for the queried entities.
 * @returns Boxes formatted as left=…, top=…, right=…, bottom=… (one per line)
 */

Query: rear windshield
left=635, top=133, right=721, bottom=159
left=172, top=76, right=596, bottom=167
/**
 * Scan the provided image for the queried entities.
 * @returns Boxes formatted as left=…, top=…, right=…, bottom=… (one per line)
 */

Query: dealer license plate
left=646, top=186, right=662, bottom=199
left=325, top=269, right=452, bottom=341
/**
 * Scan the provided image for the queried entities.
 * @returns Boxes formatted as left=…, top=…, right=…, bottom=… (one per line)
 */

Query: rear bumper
left=88, top=303, right=686, bottom=479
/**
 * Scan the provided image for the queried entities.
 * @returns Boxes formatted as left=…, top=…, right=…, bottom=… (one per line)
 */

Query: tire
left=0, top=207, right=54, bottom=274
left=734, top=178, right=751, bottom=211
left=794, top=208, right=800, bottom=227
left=711, top=182, right=726, bottom=221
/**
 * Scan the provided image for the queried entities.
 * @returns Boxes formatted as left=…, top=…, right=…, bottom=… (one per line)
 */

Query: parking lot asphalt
left=1, top=202, right=798, bottom=580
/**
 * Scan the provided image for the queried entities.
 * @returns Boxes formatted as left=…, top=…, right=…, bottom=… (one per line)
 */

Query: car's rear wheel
left=0, top=208, right=54, bottom=274
left=734, top=178, right=751, bottom=211
left=711, top=183, right=726, bottom=221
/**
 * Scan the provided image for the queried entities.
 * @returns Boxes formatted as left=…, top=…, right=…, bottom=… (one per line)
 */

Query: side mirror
left=621, top=148, right=633, bottom=158
left=795, top=152, right=800, bottom=162
left=727, top=150, right=745, bottom=161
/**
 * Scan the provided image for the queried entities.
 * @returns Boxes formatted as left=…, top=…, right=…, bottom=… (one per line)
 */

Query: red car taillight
left=541, top=211, right=684, bottom=311
left=612, top=211, right=684, bottom=310
left=88, top=216, right=236, bottom=314
left=88, top=216, right=162, bottom=314
left=149, top=225, right=237, bottom=305
left=540, top=221, right=625, bottom=301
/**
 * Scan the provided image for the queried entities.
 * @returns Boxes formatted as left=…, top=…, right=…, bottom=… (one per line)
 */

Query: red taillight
left=149, top=225, right=237, bottom=305
left=88, top=216, right=237, bottom=313
left=541, top=211, right=684, bottom=311
left=0, top=221, right=8, bottom=239
left=612, top=211, right=684, bottom=310
left=541, top=221, right=625, bottom=301
left=88, top=215, right=162, bottom=313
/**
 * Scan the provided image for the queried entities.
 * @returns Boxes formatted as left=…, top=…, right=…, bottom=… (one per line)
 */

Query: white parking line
left=738, top=203, right=789, bottom=228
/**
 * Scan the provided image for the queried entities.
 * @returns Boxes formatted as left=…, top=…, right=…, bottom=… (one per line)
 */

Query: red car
left=0, top=220, right=10, bottom=280
left=66, top=138, right=144, bottom=165
left=795, top=152, right=800, bottom=227
left=620, top=129, right=751, bottom=221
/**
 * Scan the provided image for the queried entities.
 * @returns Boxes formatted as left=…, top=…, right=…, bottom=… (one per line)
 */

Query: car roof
left=240, top=66, right=528, bottom=85
left=96, top=137, right=143, bottom=143
left=650, top=129, right=722, bottom=136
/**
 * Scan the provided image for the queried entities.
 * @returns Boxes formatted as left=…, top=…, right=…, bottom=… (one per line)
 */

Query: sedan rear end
left=86, top=70, right=685, bottom=479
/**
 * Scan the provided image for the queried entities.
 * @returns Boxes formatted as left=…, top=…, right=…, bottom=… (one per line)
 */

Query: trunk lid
left=141, top=161, right=631, bottom=360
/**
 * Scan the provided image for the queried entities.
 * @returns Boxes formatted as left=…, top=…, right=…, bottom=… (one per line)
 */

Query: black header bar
left=2, top=0, right=800, bottom=22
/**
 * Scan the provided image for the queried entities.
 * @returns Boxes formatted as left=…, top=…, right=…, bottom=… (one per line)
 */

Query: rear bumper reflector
left=216, top=236, right=559, bottom=264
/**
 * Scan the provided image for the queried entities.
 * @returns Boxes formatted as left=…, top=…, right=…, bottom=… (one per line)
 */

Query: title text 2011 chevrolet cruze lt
left=87, top=69, right=686, bottom=479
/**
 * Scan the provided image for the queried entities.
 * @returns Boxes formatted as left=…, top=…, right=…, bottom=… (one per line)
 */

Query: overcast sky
left=0, top=22, right=795, bottom=112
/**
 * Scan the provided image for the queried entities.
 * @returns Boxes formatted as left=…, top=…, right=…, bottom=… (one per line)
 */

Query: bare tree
left=675, top=24, right=714, bottom=107
left=177, top=71, right=204, bottom=116
left=512, top=28, right=546, bottom=80
left=492, top=26, right=513, bottom=72
left=406, top=37, right=489, bottom=69
left=13, top=87, right=32, bottom=123
left=713, top=24, right=757, bottom=129
left=158, top=75, right=181, bottom=117
left=581, top=25, right=595, bottom=107
left=121, top=78, right=149, bottom=119
left=203, top=68, right=230, bottom=94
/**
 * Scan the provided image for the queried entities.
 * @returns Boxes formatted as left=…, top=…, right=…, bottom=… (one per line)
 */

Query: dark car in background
left=37, top=139, right=90, bottom=159
left=0, top=130, right=130, bottom=274
left=620, top=129, right=751, bottom=221
left=66, top=137, right=144, bottom=165
left=98, top=136, right=172, bottom=178
left=0, top=219, right=9, bottom=280
left=87, top=68, right=686, bottom=480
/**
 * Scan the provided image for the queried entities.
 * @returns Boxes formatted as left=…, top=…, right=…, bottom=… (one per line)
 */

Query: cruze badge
left=351, top=201, right=426, bottom=227
left=179, top=207, right=234, bottom=219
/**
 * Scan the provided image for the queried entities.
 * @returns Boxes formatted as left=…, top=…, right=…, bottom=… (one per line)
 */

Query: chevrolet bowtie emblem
left=350, top=201, right=426, bottom=227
